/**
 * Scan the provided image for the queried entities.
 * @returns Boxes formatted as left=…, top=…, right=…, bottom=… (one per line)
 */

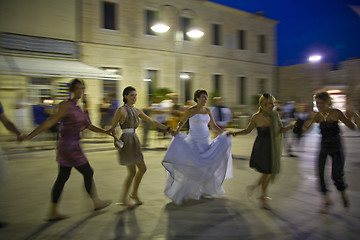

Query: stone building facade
left=277, top=58, right=360, bottom=112
left=0, top=0, right=278, bottom=134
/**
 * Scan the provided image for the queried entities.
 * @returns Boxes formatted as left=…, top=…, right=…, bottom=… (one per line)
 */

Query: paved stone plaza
left=0, top=126, right=359, bottom=239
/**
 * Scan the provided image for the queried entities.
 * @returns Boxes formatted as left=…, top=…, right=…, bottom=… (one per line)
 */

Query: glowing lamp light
left=143, top=78, right=152, bottom=82
left=308, top=55, right=322, bottom=62
left=327, top=89, right=341, bottom=94
left=151, top=23, right=170, bottom=33
left=180, top=73, right=190, bottom=80
left=186, top=29, right=204, bottom=38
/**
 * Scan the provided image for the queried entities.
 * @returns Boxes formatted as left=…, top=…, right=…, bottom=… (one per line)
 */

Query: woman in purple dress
left=21, top=79, right=111, bottom=221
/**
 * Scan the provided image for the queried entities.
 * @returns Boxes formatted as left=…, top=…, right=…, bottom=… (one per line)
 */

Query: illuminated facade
left=0, top=0, right=278, bottom=134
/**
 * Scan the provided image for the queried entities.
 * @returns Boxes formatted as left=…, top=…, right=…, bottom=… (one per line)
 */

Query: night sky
left=209, top=0, right=360, bottom=66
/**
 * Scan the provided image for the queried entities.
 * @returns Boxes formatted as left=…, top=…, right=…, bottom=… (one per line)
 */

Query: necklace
left=320, top=111, right=330, bottom=121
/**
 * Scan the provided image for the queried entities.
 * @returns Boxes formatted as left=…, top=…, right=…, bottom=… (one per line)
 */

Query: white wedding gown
left=162, top=113, right=233, bottom=205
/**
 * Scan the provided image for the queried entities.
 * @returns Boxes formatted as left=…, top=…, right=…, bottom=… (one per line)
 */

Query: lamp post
left=308, top=54, right=324, bottom=111
left=151, top=5, right=204, bottom=104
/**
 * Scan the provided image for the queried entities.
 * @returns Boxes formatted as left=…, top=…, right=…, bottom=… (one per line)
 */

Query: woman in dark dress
left=20, top=79, right=112, bottom=221
left=303, top=92, right=355, bottom=213
left=231, top=93, right=294, bottom=208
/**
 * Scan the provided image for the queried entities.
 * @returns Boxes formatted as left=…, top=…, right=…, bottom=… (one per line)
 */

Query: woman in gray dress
left=109, top=86, right=174, bottom=208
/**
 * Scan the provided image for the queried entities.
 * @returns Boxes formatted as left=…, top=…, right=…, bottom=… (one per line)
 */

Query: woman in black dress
left=231, top=93, right=294, bottom=208
left=303, top=92, right=355, bottom=213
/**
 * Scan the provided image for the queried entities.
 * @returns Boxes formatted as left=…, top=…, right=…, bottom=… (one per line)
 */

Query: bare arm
left=280, top=116, right=295, bottom=133
left=354, top=112, right=360, bottom=129
left=174, top=108, right=193, bottom=134
left=24, top=101, right=67, bottom=140
left=0, top=113, right=21, bottom=137
left=302, top=112, right=317, bottom=132
left=207, top=108, right=224, bottom=135
left=138, top=108, right=171, bottom=131
left=88, top=124, right=110, bottom=134
left=338, top=109, right=355, bottom=130
left=232, top=115, right=256, bottom=136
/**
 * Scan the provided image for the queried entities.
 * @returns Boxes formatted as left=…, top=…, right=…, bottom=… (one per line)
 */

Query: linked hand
left=17, top=134, right=28, bottom=142
left=227, top=131, right=237, bottom=136
left=106, top=128, right=115, bottom=136
left=170, top=129, right=179, bottom=137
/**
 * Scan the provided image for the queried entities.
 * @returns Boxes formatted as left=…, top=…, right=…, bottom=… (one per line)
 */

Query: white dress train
left=162, top=113, right=233, bottom=205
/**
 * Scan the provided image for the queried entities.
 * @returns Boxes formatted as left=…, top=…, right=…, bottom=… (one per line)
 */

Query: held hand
left=17, top=134, right=28, bottom=142
left=228, top=131, right=238, bottom=137
left=106, top=128, right=115, bottom=136
left=171, top=129, right=180, bottom=137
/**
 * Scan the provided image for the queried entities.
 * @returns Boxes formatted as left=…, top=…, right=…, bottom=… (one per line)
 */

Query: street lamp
left=151, top=4, right=204, bottom=103
left=308, top=54, right=324, bottom=111
left=308, top=55, right=322, bottom=63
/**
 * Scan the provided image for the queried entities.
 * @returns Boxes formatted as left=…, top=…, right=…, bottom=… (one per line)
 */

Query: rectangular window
left=180, top=72, right=193, bottom=104
left=144, top=9, right=158, bottom=35
left=259, top=79, right=266, bottom=93
left=28, top=78, right=54, bottom=104
left=212, top=24, right=221, bottom=45
left=258, top=34, right=266, bottom=53
left=237, top=30, right=246, bottom=50
left=145, top=70, right=158, bottom=101
left=180, top=17, right=191, bottom=41
left=213, top=74, right=222, bottom=95
left=238, top=77, right=246, bottom=104
left=103, top=80, right=118, bottom=100
left=103, top=2, right=116, bottom=30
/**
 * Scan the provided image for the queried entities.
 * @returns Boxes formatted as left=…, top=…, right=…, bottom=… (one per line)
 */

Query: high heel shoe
left=129, top=195, right=143, bottom=205
left=115, top=201, right=134, bottom=209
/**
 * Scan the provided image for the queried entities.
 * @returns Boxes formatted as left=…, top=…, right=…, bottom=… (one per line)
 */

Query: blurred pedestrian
left=100, top=97, right=111, bottom=129
left=15, top=92, right=30, bottom=132
left=151, top=96, right=168, bottom=138
left=109, top=86, right=174, bottom=208
left=0, top=101, right=22, bottom=228
left=162, top=89, right=233, bottom=205
left=19, top=79, right=112, bottom=221
left=210, top=96, right=232, bottom=132
left=291, top=103, right=310, bottom=151
left=282, top=101, right=296, bottom=157
left=303, top=92, right=356, bottom=213
left=141, top=102, right=152, bottom=148
left=231, top=93, right=295, bottom=209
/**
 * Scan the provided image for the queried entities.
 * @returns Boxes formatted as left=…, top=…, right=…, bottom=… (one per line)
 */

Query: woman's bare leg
left=130, top=160, right=147, bottom=205
left=117, top=165, right=136, bottom=206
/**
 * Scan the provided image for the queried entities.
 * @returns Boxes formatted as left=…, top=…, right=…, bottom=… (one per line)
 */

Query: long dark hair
left=122, top=86, right=136, bottom=103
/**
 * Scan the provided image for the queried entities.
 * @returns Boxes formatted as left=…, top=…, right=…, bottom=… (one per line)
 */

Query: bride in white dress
left=162, top=89, right=233, bottom=205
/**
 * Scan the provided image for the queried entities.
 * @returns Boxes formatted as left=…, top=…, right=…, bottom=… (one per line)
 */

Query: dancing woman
left=109, top=86, right=174, bottom=207
left=162, top=89, right=233, bottom=205
left=303, top=92, right=355, bottom=213
left=231, top=93, right=294, bottom=209
left=20, top=79, right=112, bottom=220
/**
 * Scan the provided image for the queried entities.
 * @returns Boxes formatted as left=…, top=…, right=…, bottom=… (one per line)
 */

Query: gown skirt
left=162, top=114, right=233, bottom=205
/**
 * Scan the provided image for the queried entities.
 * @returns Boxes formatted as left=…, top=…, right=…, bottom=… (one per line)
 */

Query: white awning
left=0, top=55, right=120, bottom=80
